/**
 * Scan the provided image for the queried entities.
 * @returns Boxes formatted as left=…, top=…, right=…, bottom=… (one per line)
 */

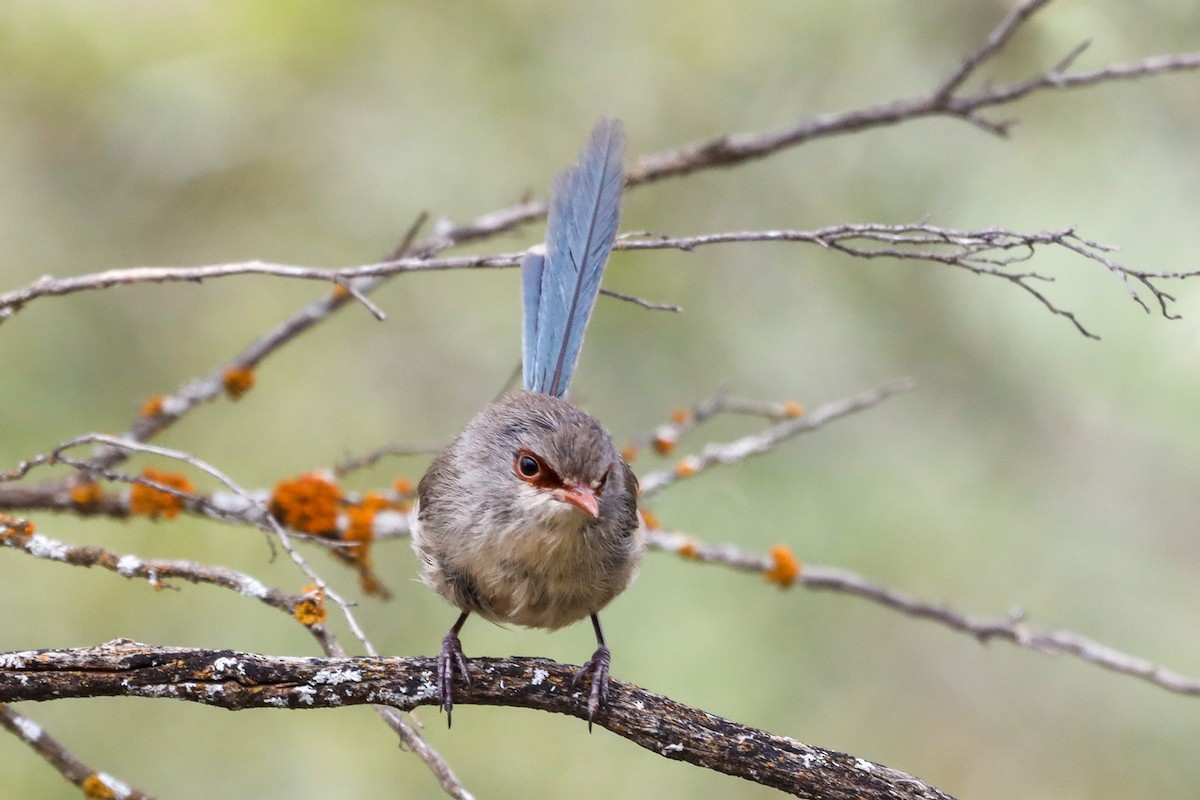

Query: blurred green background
left=2, top=1, right=1198, bottom=798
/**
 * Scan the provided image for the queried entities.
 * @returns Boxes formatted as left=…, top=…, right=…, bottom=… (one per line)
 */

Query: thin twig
left=931, top=0, right=1053, bottom=101
left=622, top=386, right=808, bottom=459
left=639, top=379, right=916, bottom=498
left=0, top=521, right=301, bottom=613
left=598, top=287, right=683, bottom=313
left=647, top=530, right=1200, bottom=697
left=0, top=703, right=155, bottom=800
left=333, top=444, right=441, bottom=477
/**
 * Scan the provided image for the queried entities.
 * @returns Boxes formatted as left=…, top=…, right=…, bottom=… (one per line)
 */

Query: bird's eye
left=515, top=452, right=543, bottom=480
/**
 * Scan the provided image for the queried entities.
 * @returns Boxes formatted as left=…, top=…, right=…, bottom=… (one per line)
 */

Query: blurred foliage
left=2, top=1, right=1199, bottom=798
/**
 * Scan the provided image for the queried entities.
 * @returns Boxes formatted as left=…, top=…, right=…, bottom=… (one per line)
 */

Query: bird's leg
left=438, top=611, right=471, bottom=727
left=570, top=613, right=611, bottom=730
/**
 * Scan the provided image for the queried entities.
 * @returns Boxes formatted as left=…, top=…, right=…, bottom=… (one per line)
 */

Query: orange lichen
left=764, top=545, right=802, bottom=588
left=222, top=367, right=255, bottom=400
left=677, top=539, right=699, bottom=559
left=129, top=468, right=194, bottom=520
left=783, top=401, right=805, bottom=418
left=330, top=283, right=350, bottom=301
left=270, top=474, right=342, bottom=536
left=620, top=444, right=638, bottom=463
left=82, top=775, right=116, bottom=799
left=652, top=435, right=676, bottom=455
left=293, top=584, right=327, bottom=626
left=341, top=493, right=393, bottom=597
left=0, top=514, right=35, bottom=539
left=674, top=457, right=698, bottom=477
left=392, top=476, right=414, bottom=496
left=639, top=508, right=661, bottom=530
left=140, top=395, right=165, bottom=417
left=669, top=407, right=693, bottom=424
left=343, top=495, right=384, bottom=551
left=70, top=481, right=103, bottom=509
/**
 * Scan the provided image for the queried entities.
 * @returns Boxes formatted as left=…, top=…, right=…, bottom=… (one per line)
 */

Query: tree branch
left=639, top=379, right=916, bottom=498
left=0, top=640, right=956, bottom=800
left=646, top=531, right=1200, bottom=697
left=0, top=703, right=154, bottom=800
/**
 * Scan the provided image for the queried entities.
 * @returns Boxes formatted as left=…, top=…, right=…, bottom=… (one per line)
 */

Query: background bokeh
left=2, top=1, right=1198, bottom=798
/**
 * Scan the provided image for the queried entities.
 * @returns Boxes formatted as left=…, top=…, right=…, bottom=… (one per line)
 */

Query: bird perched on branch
left=412, top=119, right=643, bottom=727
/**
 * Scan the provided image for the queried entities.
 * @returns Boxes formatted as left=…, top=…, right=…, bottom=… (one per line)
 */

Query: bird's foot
left=570, top=644, right=611, bottom=731
left=438, top=630, right=470, bottom=727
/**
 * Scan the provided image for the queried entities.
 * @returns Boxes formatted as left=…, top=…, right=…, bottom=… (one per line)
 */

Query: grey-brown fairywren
left=411, top=119, right=644, bottom=727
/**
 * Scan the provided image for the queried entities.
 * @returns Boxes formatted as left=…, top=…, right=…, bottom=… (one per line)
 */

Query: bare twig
left=598, top=286, right=683, bottom=313
left=931, top=0, right=1053, bottom=101
left=623, top=386, right=808, bottom=459
left=647, top=530, right=1200, bottom=697
left=0, top=703, right=154, bottom=800
left=617, top=225, right=1200, bottom=339
left=333, top=444, right=440, bottom=477
left=0, top=521, right=301, bottom=614
left=628, top=8, right=1200, bottom=181
left=4, top=224, right=1194, bottom=342
left=0, top=641, right=958, bottom=800
left=639, top=379, right=916, bottom=498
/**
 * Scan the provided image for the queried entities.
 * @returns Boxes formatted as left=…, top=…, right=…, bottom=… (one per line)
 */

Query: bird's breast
left=414, top=503, right=642, bottom=630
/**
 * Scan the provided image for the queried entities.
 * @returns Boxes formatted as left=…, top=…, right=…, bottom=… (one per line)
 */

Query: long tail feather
left=521, top=119, right=626, bottom=397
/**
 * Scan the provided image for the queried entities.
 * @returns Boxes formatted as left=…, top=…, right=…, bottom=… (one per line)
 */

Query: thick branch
left=0, top=641, right=955, bottom=800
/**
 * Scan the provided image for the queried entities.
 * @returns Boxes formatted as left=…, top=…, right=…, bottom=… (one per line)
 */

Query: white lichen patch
left=12, top=715, right=42, bottom=742
left=530, top=667, right=550, bottom=686
left=801, top=752, right=828, bottom=770
left=96, top=772, right=133, bottom=800
left=368, top=687, right=415, bottom=707
left=116, top=555, right=142, bottom=577
left=27, top=534, right=68, bottom=561
left=660, top=743, right=684, bottom=755
left=373, top=510, right=409, bottom=536
left=313, top=668, right=363, bottom=686
left=294, top=685, right=318, bottom=705
left=238, top=578, right=270, bottom=599
left=212, top=657, right=239, bottom=673
left=406, top=679, right=440, bottom=703
left=0, top=653, right=27, bottom=669
left=160, top=395, right=189, bottom=416
left=140, top=684, right=182, bottom=699
left=264, top=696, right=289, bottom=708
left=208, top=490, right=261, bottom=515
left=854, top=758, right=874, bottom=772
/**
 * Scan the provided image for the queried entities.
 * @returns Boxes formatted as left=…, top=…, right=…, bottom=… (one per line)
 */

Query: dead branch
left=0, top=640, right=957, bottom=800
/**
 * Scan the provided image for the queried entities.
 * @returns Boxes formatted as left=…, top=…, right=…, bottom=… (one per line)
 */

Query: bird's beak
left=554, top=484, right=600, bottom=518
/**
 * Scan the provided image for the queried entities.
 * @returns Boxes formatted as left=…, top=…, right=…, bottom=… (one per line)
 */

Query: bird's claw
left=570, top=644, right=611, bottom=731
left=438, top=630, right=470, bottom=727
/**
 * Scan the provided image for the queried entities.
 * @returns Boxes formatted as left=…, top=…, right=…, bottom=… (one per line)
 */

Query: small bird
left=412, top=119, right=643, bottom=727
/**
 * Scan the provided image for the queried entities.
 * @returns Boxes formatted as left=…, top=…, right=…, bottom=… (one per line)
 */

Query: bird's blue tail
left=521, top=119, right=625, bottom=398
